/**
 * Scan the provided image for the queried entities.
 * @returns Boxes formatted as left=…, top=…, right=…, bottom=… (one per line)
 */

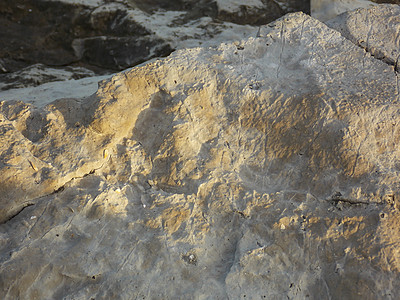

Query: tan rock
left=0, top=9, right=400, bottom=299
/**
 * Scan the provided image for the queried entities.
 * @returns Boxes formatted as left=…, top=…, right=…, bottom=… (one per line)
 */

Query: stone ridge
left=0, top=9, right=400, bottom=299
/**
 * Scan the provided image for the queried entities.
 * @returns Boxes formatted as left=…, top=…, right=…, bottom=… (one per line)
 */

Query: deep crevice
left=328, top=192, right=370, bottom=208
left=51, top=162, right=106, bottom=196
left=1, top=156, right=110, bottom=225
left=329, top=198, right=370, bottom=206
left=0, top=203, right=34, bottom=225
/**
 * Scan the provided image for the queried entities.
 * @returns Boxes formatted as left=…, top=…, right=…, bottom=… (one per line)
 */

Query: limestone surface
left=1, top=7, right=400, bottom=299
left=311, top=0, right=377, bottom=21
left=311, top=0, right=400, bottom=21
left=327, top=4, right=400, bottom=68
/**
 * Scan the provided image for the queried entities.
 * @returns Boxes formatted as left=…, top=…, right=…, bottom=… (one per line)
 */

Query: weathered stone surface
left=327, top=4, right=400, bottom=68
left=214, top=0, right=309, bottom=25
left=311, top=0, right=400, bottom=21
left=1, top=9, right=400, bottom=299
left=311, top=0, right=377, bottom=21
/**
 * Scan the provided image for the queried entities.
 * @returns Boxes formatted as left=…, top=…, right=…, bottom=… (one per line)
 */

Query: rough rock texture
left=327, top=4, right=400, bottom=68
left=311, top=0, right=377, bottom=21
left=311, top=0, right=400, bottom=21
left=1, top=7, right=400, bottom=299
left=0, top=0, right=309, bottom=90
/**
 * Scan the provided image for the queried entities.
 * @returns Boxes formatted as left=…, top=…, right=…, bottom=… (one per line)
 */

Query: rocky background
left=0, top=0, right=308, bottom=91
left=1, top=1, right=400, bottom=300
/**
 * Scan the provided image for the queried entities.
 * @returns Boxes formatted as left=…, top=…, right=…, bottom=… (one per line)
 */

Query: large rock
left=1, top=8, right=400, bottom=299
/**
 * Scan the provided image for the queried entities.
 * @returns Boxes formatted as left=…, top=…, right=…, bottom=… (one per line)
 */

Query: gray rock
left=1, top=8, right=400, bottom=300
left=327, top=4, right=400, bottom=68
left=0, top=74, right=110, bottom=107
left=311, top=0, right=400, bottom=21
left=0, top=64, right=96, bottom=91
left=311, top=0, right=377, bottom=21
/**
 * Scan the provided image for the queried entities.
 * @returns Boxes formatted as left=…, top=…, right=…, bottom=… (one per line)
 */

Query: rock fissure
left=329, top=198, right=371, bottom=207
left=50, top=156, right=110, bottom=195
left=395, top=54, right=400, bottom=101
left=356, top=42, right=399, bottom=71
left=327, top=4, right=400, bottom=77
left=0, top=202, right=34, bottom=225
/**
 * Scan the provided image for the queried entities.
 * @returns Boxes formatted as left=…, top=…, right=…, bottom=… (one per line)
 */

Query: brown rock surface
left=0, top=7, right=400, bottom=299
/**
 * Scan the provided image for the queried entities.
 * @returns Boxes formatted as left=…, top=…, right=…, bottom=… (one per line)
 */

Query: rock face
left=1, top=6, right=400, bottom=299
left=0, top=0, right=309, bottom=90
left=327, top=4, right=400, bottom=68
left=311, top=0, right=400, bottom=21
left=311, top=0, right=377, bottom=21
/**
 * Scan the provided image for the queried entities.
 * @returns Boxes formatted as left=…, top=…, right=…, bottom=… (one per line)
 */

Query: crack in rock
left=0, top=203, right=34, bottom=225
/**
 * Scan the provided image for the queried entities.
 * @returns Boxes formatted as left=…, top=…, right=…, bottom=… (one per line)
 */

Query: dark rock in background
left=0, top=0, right=310, bottom=90
left=0, top=64, right=96, bottom=91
